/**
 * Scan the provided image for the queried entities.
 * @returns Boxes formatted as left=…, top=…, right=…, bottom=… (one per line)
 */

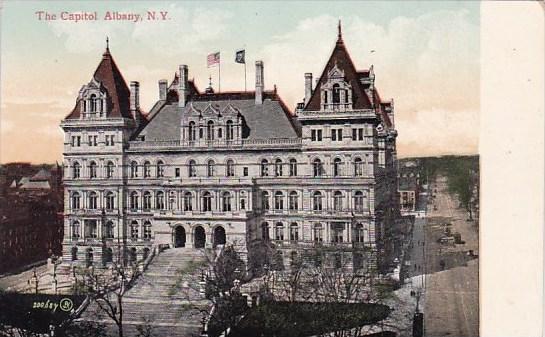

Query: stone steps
left=81, top=248, right=210, bottom=336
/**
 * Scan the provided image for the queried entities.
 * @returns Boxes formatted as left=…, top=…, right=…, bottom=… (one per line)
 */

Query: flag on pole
left=207, top=52, right=220, bottom=67
left=235, top=49, right=245, bottom=64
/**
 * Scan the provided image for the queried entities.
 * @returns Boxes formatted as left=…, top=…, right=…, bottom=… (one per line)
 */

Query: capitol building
left=60, top=25, right=400, bottom=273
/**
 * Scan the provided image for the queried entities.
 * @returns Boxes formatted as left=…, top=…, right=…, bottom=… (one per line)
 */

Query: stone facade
left=60, top=27, right=399, bottom=273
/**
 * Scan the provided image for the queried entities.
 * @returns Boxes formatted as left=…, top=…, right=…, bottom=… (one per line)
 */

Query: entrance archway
left=194, top=226, right=206, bottom=248
left=214, top=226, right=226, bottom=247
left=175, top=226, right=186, bottom=248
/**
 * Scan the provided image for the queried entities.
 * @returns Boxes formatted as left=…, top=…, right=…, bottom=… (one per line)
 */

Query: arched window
left=106, top=161, right=115, bottom=179
left=71, top=192, right=81, bottom=209
left=222, top=192, right=232, bottom=212
left=261, top=222, right=269, bottom=240
left=207, top=160, right=215, bottom=177
left=274, top=159, right=283, bottom=177
left=71, top=247, right=78, bottom=261
left=90, top=94, right=97, bottom=112
left=226, top=159, right=235, bottom=177
left=202, top=191, right=212, bottom=212
left=72, top=162, right=81, bottom=179
left=226, top=120, right=234, bottom=140
left=156, top=161, right=165, bottom=178
left=130, top=221, right=139, bottom=239
left=207, top=121, right=215, bottom=141
left=143, top=161, right=151, bottom=178
left=72, top=221, right=80, bottom=239
left=183, top=192, right=193, bottom=211
left=332, top=223, right=344, bottom=243
left=312, top=158, right=323, bottom=177
left=332, top=83, right=341, bottom=104
left=188, top=121, right=196, bottom=141
left=354, top=191, right=367, bottom=212
left=85, top=221, right=97, bottom=239
left=103, top=248, right=113, bottom=264
left=130, top=161, right=138, bottom=178
left=312, top=191, right=323, bottom=211
left=290, top=222, right=299, bottom=242
left=314, top=223, right=323, bottom=242
left=275, top=222, right=284, bottom=241
left=333, top=158, right=342, bottom=177
left=89, top=161, right=97, bottom=179
left=333, top=191, right=343, bottom=211
left=143, top=191, right=152, bottom=210
left=289, top=191, right=298, bottom=210
left=354, top=157, right=364, bottom=176
left=188, top=160, right=197, bottom=177
left=144, top=221, right=152, bottom=240
left=104, top=221, right=114, bottom=239
left=274, top=191, right=284, bottom=210
left=156, top=191, right=165, bottom=210
left=289, top=159, right=297, bottom=176
left=129, top=248, right=137, bottom=264
left=130, top=191, right=139, bottom=210
left=261, top=191, right=270, bottom=210
left=355, top=223, right=366, bottom=243
left=88, top=192, right=98, bottom=209
left=260, top=159, right=269, bottom=177
left=105, top=191, right=115, bottom=210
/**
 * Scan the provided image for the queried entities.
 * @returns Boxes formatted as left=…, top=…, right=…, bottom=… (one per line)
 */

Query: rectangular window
left=88, top=135, right=93, bottom=146
left=311, top=130, right=316, bottom=141
left=175, top=168, right=180, bottom=178
left=352, top=129, right=357, bottom=141
left=317, top=130, right=322, bottom=141
left=332, top=129, right=342, bottom=141
left=331, top=129, right=337, bottom=141
left=243, top=167, right=248, bottom=176
left=358, top=128, right=364, bottom=140
left=338, top=129, right=342, bottom=140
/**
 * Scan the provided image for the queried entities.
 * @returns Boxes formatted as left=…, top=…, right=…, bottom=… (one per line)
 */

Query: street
left=422, top=176, right=479, bottom=337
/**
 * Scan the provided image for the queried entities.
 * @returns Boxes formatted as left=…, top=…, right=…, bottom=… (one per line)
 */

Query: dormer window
left=332, top=84, right=340, bottom=103
left=79, top=78, right=108, bottom=119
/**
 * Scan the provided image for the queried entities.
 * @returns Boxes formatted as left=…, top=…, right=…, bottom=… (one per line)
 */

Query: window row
left=71, top=161, right=117, bottom=179
left=186, top=120, right=237, bottom=141
left=70, top=191, right=116, bottom=210
left=128, top=191, right=247, bottom=212
left=260, top=190, right=369, bottom=212
left=310, top=127, right=372, bottom=142
left=70, top=134, right=115, bottom=147
left=71, top=246, right=151, bottom=265
left=70, top=220, right=152, bottom=240
left=261, top=222, right=370, bottom=243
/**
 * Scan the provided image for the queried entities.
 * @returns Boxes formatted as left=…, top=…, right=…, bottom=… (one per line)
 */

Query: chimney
left=178, top=65, right=188, bottom=107
left=130, top=81, right=141, bottom=124
left=159, top=79, right=168, bottom=100
left=304, top=73, right=313, bottom=104
left=255, top=60, right=264, bottom=105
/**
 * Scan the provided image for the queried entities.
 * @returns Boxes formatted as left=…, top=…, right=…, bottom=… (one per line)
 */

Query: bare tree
left=76, top=262, right=141, bottom=337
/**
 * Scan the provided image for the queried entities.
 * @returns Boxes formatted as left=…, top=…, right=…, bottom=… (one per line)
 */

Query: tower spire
left=106, top=36, right=109, bottom=50
left=337, top=19, right=342, bottom=41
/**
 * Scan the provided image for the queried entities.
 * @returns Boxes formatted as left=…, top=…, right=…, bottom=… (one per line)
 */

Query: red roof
left=304, top=34, right=373, bottom=111
left=65, top=47, right=132, bottom=119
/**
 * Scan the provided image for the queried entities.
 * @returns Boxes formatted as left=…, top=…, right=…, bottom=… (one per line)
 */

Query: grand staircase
left=83, top=248, right=211, bottom=337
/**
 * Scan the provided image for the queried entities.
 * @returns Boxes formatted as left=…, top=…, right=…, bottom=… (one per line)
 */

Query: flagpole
left=244, top=62, right=247, bottom=92
left=218, top=55, right=221, bottom=93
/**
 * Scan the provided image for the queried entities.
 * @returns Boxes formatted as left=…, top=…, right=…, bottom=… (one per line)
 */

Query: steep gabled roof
left=304, top=30, right=373, bottom=111
left=65, top=47, right=132, bottom=119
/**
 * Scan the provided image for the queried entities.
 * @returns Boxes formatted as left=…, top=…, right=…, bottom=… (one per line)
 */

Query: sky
left=0, top=1, right=480, bottom=164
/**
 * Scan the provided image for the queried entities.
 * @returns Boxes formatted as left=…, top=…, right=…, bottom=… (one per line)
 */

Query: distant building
left=60, top=24, right=400, bottom=272
left=0, top=165, right=63, bottom=274
left=398, top=160, right=420, bottom=213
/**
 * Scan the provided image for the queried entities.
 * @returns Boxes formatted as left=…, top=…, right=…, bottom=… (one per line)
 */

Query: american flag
left=207, top=52, right=220, bottom=67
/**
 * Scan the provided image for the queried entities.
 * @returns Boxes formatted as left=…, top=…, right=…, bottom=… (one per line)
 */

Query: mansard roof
left=65, top=47, right=133, bottom=119
left=303, top=32, right=373, bottom=111
left=136, top=90, right=300, bottom=142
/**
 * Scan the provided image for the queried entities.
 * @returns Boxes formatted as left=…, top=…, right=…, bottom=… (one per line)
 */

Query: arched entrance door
left=214, top=226, right=226, bottom=247
left=194, top=226, right=206, bottom=248
left=175, top=226, right=186, bottom=248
